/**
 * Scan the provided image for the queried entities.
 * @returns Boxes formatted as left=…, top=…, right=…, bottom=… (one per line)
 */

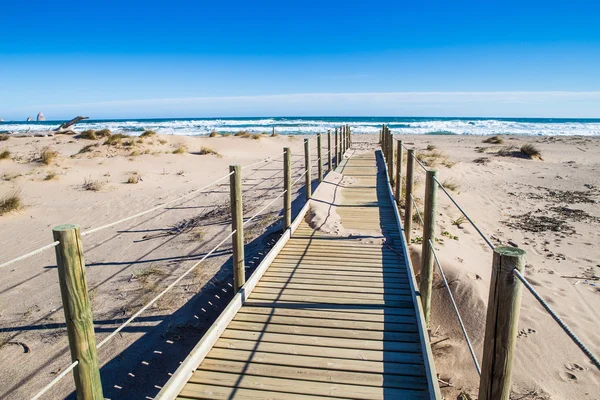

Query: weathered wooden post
left=283, top=148, right=292, bottom=229
left=304, top=139, right=311, bottom=201
left=381, top=125, right=386, bottom=160
left=388, top=136, right=395, bottom=186
left=334, top=128, right=339, bottom=169
left=342, top=125, right=346, bottom=153
left=338, top=126, right=342, bottom=164
left=327, top=130, right=332, bottom=172
left=317, top=133, right=323, bottom=182
left=404, top=150, right=415, bottom=243
left=420, top=170, right=438, bottom=326
left=52, top=224, right=103, bottom=399
left=479, top=247, right=526, bottom=400
left=272, top=127, right=275, bottom=136
left=395, top=140, right=403, bottom=203
left=229, top=165, right=245, bottom=291
left=380, top=124, right=384, bottom=144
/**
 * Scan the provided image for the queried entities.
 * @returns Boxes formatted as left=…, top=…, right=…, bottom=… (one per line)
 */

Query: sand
left=0, top=132, right=315, bottom=399
left=1, top=131, right=599, bottom=399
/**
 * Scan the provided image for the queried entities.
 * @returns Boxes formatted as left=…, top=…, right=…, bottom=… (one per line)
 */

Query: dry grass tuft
left=0, top=192, right=22, bottom=215
left=79, top=130, right=97, bottom=140
left=520, top=143, right=542, bottom=160
left=140, top=130, right=156, bottom=138
left=158, top=139, right=168, bottom=145
left=251, top=133, right=263, bottom=140
left=129, top=150, right=141, bottom=157
left=44, top=172, right=58, bottom=181
left=416, top=150, right=446, bottom=167
left=442, top=159, right=457, bottom=168
left=198, top=146, right=221, bottom=157
left=452, top=216, right=467, bottom=227
left=0, top=149, right=10, bottom=160
left=82, top=177, right=104, bottom=191
left=126, top=174, right=141, bottom=184
left=172, top=145, right=187, bottom=154
left=234, top=130, right=251, bottom=138
left=209, top=130, right=220, bottom=138
left=483, top=135, right=504, bottom=144
left=426, top=144, right=437, bottom=151
left=95, top=129, right=112, bottom=137
left=442, top=179, right=460, bottom=192
left=2, top=173, right=21, bottom=181
left=473, top=157, right=490, bottom=165
left=104, top=133, right=130, bottom=146
left=39, top=147, right=58, bottom=165
left=78, top=144, right=98, bottom=154
left=0, top=135, right=9, bottom=141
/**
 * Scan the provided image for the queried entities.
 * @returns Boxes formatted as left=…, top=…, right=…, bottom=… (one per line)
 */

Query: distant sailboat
left=37, top=112, right=46, bottom=121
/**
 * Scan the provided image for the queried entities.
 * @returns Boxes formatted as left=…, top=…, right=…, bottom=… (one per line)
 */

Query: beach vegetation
left=441, top=230, right=459, bottom=240
left=411, top=236, right=423, bottom=244
left=473, top=157, right=490, bottom=165
left=104, top=133, right=130, bottom=146
left=172, top=144, right=187, bottom=154
left=158, top=138, right=168, bottom=145
left=2, top=173, right=21, bottom=181
left=252, top=133, right=263, bottom=140
left=126, top=174, right=141, bottom=184
left=39, top=147, right=58, bottom=165
left=129, top=150, right=141, bottom=156
left=209, top=130, right=220, bottom=137
left=441, top=179, right=459, bottom=192
left=271, top=131, right=279, bottom=137
left=483, top=135, right=504, bottom=144
left=426, top=144, right=437, bottom=151
left=452, top=216, right=467, bottom=228
left=140, top=130, right=156, bottom=138
left=197, top=146, right=221, bottom=157
left=82, top=177, right=104, bottom=191
left=520, top=143, right=542, bottom=160
left=442, top=158, right=457, bottom=168
left=0, top=149, right=10, bottom=160
left=234, top=130, right=251, bottom=138
left=95, top=129, right=112, bottom=137
left=0, top=135, right=9, bottom=141
left=78, top=144, right=98, bottom=154
left=44, top=172, right=57, bottom=181
left=79, top=130, right=97, bottom=140
left=0, top=192, right=22, bottom=215
left=416, top=150, right=445, bottom=167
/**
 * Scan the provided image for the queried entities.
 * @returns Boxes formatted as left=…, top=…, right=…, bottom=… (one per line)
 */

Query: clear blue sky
left=1, top=0, right=599, bottom=120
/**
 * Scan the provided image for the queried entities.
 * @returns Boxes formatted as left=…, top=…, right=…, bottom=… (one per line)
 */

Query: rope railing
left=381, top=129, right=600, bottom=396
left=16, top=131, right=352, bottom=399
left=432, top=175, right=495, bottom=250
left=430, top=240, right=481, bottom=376
left=513, top=268, right=600, bottom=370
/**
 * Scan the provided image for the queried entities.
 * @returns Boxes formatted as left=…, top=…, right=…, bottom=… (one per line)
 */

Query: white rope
left=81, top=171, right=234, bottom=237
left=0, top=241, right=60, bottom=270
left=513, top=268, right=600, bottom=370
left=31, top=360, right=79, bottom=400
left=410, top=194, right=424, bottom=226
left=96, top=230, right=236, bottom=349
left=291, top=169, right=309, bottom=186
left=433, top=175, right=495, bottom=250
left=241, top=153, right=284, bottom=170
left=430, top=240, right=481, bottom=375
left=243, top=190, right=287, bottom=227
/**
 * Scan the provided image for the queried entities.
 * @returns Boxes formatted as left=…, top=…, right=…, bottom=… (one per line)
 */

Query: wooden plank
left=178, top=383, right=323, bottom=399
left=241, top=301, right=420, bottom=316
left=249, top=288, right=414, bottom=303
left=254, top=282, right=412, bottom=297
left=197, top=359, right=428, bottom=390
left=264, top=268, right=408, bottom=279
left=238, top=306, right=417, bottom=322
left=213, top=338, right=423, bottom=364
left=226, top=321, right=421, bottom=343
left=231, top=312, right=419, bottom=333
left=187, top=370, right=430, bottom=400
left=259, top=275, right=410, bottom=289
left=205, top=348, right=426, bottom=376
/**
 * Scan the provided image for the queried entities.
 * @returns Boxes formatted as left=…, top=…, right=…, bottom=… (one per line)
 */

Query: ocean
left=2, top=117, right=600, bottom=136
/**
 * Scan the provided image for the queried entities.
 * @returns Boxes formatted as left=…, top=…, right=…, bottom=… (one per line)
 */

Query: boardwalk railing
left=3, top=128, right=354, bottom=399
left=379, top=124, right=600, bottom=399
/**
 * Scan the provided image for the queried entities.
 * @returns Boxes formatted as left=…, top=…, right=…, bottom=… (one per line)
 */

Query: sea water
left=2, top=117, right=600, bottom=136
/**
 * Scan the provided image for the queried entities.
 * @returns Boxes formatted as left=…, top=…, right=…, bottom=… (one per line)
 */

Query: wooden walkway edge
left=157, top=149, right=440, bottom=399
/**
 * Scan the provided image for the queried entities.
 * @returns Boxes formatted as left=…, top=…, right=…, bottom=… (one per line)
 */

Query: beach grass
left=0, top=192, right=22, bottom=215
left=0, top=149, right=10, bottom=160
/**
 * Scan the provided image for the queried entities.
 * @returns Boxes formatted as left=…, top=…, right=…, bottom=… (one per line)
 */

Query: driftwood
left=9, top=116, right=89, bottom=137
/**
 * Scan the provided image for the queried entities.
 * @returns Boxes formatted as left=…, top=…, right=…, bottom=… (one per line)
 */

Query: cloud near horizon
left=6, top=91, right=600, bottom=120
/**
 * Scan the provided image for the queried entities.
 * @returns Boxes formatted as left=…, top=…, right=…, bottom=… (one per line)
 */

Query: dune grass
left=78, top=144, right=98, bottom=154
left=198, top=146, right=221, bottom=156
left=441, top=179, right=460, bottom=192
left=452, top=216, right=467, bottom=227
left=172, top=145, right=188, bottom=154
left=0, top=192, right=21, bottom=215
left=0, top=135, right=9, bottom=141
left=140, top=130, right=156, bottom=138
left=104, top=133, right=130, bottom=146
left=426, top=144, right=437, bottom=151
left=209, top=130, right=220, bottom=137
left=82, top=177, right=104, bottom=191
left=520, top=143, right=542, bottom=159
left=95, top=129, right=112, bottom=137
left=126, top=174, right=141, bottom=184
left=79, top=130, right=97, bottom=140
left=0, top=149, right=10, bottom=160
left=39, top=147, right=58, bottom=165
left=44, top=172, right=58, bottom=181
left=483, top=135, right=504, bottom=144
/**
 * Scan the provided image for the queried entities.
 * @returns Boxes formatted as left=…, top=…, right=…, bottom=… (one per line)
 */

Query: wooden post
left=479, top=247, right=526, bottom=400
left=404, top=150, right=415, bottom=244
left=229, top=165, right=245, bottom=291
left=381, top=126, right=386, bottom=160
left=380, top=124, right=384, bottom=144
left=338, top=126, right=342, bottom=164
left=327, top=130, right=332, bottom=172
left=388, top=135, right=395, bottom=187
left=304, top=139, right=311, bottom=201
left=283, top=148, right=292, bottom=229
left=334, top=128, right=339, bottom=169
left=52, top=224, right=103, bottom=400
left=419, top=169, right=438, bottom=326
left=272, top=127, right=275, bottom=136
left=395, top=140, right=403, bottom=203
left=317, top=133, right=323, bottom=182
left=341, top=125, right=345, bottom=154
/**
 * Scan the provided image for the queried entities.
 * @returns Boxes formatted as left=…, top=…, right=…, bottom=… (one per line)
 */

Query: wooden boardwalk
left=161, top=150, right=439, bottom=399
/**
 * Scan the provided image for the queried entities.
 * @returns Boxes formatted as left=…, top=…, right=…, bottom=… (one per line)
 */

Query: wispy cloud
left=9, top=91, right=600, bottom=119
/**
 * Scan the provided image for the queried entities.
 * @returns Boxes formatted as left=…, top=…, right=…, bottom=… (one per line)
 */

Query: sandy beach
left=0, top=131, right=599, bottom=399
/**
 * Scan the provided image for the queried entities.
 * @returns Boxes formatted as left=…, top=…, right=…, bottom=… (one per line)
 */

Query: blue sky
left=1, top=0, right=599, bottom=120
